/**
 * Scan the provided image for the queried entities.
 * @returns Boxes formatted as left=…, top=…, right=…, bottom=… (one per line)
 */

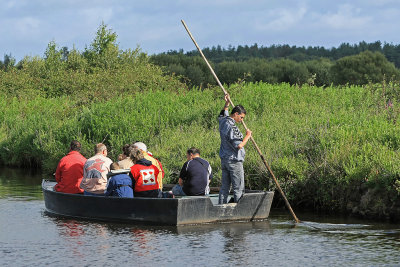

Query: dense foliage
left=161, top=41, right=400, bottom=66
left=1, top=24, right=399, bottom=220
left=0, top=23, right=185, bottom=100
left=151, top=44, right=400, bottom=88
left=1, top=81, right=400, bottom=218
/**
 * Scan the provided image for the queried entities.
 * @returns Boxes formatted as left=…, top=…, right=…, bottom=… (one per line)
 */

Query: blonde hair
left=130, top=147, right=144, bottom=162
left=95, top=143, right=107, bottom=154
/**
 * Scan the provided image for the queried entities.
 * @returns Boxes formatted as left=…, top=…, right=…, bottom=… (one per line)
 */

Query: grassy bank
left=0, top=24, right=399, bottom=219
left=1, top=82, right=400, bottom=219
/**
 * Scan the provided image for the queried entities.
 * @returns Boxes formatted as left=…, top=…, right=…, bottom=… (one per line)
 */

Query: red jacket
left=55, top=151, right=86, bottom=194
left=130, top=159, right=160, bottom=192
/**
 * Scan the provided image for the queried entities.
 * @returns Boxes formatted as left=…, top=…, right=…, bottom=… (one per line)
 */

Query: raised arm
left=223, top=94, right=230, bottom=111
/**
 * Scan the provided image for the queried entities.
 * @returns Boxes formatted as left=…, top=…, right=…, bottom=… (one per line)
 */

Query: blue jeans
left=172, top=185, right=186, bottom=196
left=218, top=159, right=244, bottom=204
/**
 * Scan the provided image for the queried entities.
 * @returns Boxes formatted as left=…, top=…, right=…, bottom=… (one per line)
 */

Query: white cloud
left=1, top=0, right=400, bottom=61
left=357, top=0, right=399, bottom=6
left=4, top=16, right=41, bottom=37
left=321, top=4, right=371, bottom=30
left=256, top=7, right=308, bottom=31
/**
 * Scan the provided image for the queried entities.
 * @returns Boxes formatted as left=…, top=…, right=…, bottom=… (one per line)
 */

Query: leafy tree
left=215, top=61, right=249, bottom=84
left=61, top=46, right=69, bottom=61
left=83, top=22, right=120, bottom=70
left=65, top=46, right=87, bottom=71
left=44, top=41, right=63, bottom=72
left=1, top=54, right=16, bottom=71
left=305, top=58, right=334, bottom=86
left=270, top=59, right=310, bottom=84
left=167, top=63, right=185, bottom=76
left=331, top=51, right=400, bottom=85
left=185, top=64, right=205, bottom=88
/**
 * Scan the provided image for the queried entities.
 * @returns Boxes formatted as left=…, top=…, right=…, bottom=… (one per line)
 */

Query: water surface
left=0, top=168, right=399, bottom=266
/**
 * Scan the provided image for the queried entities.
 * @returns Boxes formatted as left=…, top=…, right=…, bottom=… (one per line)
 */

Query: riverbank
left=1, top=82, right=400, bottom=221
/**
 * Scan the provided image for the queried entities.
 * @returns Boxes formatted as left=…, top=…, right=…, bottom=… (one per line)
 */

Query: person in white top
left=80, top=143, right=113, bottom=196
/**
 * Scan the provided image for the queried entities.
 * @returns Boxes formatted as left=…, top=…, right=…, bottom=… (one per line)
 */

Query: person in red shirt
left=55, top=140, right=87, bottom=194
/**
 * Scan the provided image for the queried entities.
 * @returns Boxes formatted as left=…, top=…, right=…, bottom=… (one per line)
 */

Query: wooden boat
left=42, top=179, right=274, bottom=225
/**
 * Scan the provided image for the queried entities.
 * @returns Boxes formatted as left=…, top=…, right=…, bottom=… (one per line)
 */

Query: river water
left=0, top=167, right=399, bottom=266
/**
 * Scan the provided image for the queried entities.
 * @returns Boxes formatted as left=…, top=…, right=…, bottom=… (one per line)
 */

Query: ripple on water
left=1, top=167, right=400, bottom=266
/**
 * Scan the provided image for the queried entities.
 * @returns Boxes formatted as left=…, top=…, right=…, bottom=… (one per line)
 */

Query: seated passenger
left=105, top=162, right=134, bottom=198
left=133, top=142, right=165, bottom=189
left=118, top=144, right=134, bottom=169
left=80, top=143, right=113, bottom=196
left=172, top=147, right=213, bottom=196
left=129, top=147, right=173, bottom=198
left=55, top=140, right=86, bottom=194
left=117, top=144, right=130, bottom=161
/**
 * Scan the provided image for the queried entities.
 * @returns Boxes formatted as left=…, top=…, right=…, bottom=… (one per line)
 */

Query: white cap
left=133, top=142, right=147, bottom=152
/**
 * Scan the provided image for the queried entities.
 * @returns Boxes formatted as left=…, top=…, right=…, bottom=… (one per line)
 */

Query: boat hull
left=42, top=180, right=274, bottom=225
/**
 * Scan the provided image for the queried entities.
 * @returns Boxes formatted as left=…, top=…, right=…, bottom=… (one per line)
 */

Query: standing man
left=55, top=140, right=86, bottom=194
left=80, top=143, right=113, bottom=196
left=218, top=95, right=252, bottom=204
left=172, top=147, right=213, bottom=196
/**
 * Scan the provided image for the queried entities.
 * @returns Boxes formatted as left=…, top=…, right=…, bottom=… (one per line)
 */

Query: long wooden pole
left=181, top=19, right=300, bottom=223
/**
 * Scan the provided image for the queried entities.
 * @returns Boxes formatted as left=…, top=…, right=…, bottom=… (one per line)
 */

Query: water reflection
left=55, top=219, right=86, bottom=259
left=2, top=167, right=400, bottom=266
left=57, top=219, right=86, bottom=237
left=41, top=206, right=400, bottom=266
left=0, top=167, right=43, bottom=200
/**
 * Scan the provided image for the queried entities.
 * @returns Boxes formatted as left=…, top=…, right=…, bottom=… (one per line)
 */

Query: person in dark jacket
left=172, top=147, right=213, bottom=196
left=105, top=162, right=134, bottom=198
left=218, top=94, right=252, bottom=204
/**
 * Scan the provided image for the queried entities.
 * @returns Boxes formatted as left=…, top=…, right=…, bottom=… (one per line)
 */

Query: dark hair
left=110, top=162, right=120, bottom=171
left=70, top=140, right=81, bottom=151
left=231, top=105, right=246, bottom=115
left=187, top=147, right=200, bottom=155
left=122, top=144, right=131, bottom=157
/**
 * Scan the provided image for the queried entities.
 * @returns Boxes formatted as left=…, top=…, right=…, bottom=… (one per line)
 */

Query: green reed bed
left=1, top=82, right=399, bottom=219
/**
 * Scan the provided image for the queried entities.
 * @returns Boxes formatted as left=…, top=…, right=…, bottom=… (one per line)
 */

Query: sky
left=1, top=0, right=400, bottom=61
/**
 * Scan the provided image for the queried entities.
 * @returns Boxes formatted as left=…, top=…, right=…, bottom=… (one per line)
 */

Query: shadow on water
left=44, top=208, right=400, bottom=242
left=44, top=212, right=273, bottom=236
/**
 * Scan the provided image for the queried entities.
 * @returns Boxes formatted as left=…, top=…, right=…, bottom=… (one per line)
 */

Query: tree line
left=2, top=34, right=400, bottom=89
left=184, top=41, right=400, bottom=66
left=150, top=42, right=400, bottom=88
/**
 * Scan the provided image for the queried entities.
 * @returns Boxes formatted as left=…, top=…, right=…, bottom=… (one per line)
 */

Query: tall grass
left=1, top=81, right=399, bottom=218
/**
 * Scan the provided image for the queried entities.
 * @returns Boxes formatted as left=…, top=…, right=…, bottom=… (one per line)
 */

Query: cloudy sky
left=1, top=0, right=400, bottom=61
